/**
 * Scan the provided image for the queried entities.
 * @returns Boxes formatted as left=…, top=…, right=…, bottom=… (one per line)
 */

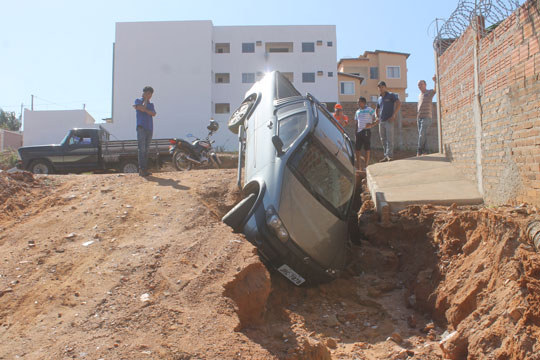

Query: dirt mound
left=384, top=205, right=540, bottom=360
left=0, top=171, right=50, bottom=221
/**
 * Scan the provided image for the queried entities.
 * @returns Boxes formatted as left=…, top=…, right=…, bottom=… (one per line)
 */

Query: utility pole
left=434, top=18, right=444, bottom=155
left=31, top=95, right=34, bottom=111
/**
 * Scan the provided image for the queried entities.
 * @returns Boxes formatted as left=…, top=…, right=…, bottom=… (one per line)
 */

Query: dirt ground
left=0, top=168, right=539, bottom=359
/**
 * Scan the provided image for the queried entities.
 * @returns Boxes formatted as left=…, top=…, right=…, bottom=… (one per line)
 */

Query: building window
left=256, top=41, right=262, bottom=46
left=340, top=81, right=355, bottom=95
left=281, top=72, right=294, bottom=82
left=266, top=42, right=293, bottom=53
left=215, top=43, right=230, bottom=54
left=327, top=41, right=333, bottom=47
left=317, top=71, right=323, bottom=76
left=316, top=40, right=323, bottom=46
left=371, top=95, right=378, bottom=102
left=302, top=72, right=315, bottom=83
left=215, top=103, right=230, bottom=114
left=215, top=73, right=230, bottom=84
left=328, top=72, right=333, bottom=77
left=386, top=66, right=401, bottom=79
left=242, top=42, right=255, bottom=53
left=242, top=73, right=255, bottom=83
left=370, top=67, right=379, bottom=79
left=302, top=42, right=315, bottom=52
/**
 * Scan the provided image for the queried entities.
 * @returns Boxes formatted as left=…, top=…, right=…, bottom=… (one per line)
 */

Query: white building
left=106, top=21, right=338, bottom=150
left=23, top=109, right=95, bottom=146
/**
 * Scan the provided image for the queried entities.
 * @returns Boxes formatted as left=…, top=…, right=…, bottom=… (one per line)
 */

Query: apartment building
left=337, top=50, right=409, bottom=104
left=107, top=21, right=338, bottom=149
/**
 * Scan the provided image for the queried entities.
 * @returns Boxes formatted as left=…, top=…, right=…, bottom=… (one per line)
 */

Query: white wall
left=108, top=21, right=213, bottom=142
left=23, top=109, right=95, bottom=146
left=110, top=21, right=337, bottom=150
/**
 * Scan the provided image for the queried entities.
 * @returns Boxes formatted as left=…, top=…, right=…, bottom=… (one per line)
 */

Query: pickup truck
left=17, top=127, right=172, bottom=174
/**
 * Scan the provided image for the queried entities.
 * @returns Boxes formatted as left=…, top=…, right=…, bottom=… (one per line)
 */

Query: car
left=222, top=71, right=358, bottom=286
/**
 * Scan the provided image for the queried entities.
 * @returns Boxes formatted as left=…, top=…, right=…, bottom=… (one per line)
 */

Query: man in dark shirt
left=417, top=76, right=437, bottom=156
left=375, top=81, right=401, bottom=162
left=133, top=86, right=157, bottom=177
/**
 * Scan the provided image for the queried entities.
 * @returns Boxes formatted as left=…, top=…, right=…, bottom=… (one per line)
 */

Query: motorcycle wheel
left=173, top=150, right=192, bottom=171
left=210, top=154, right=221, bottom=169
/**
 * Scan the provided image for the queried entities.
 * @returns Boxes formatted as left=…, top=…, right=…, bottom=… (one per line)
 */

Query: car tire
left=120, top=160, right=139, bottom=173
left=222, top=193, right=257, bottom=233
left=30, top=160, right=53, bottom=175
left=173, top=150, right=192, bottom=171
left=228, top=94, right=257, bottom=134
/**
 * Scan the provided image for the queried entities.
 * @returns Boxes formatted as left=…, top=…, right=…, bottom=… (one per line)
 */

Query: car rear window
left=275, top=72, right=301, bottom=100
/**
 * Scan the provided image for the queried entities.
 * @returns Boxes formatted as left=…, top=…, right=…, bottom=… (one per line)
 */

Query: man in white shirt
left=354, top=97, right=378, bottom=170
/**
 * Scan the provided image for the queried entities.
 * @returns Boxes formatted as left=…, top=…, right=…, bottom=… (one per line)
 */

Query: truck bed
left=102, top=139, right=171, bottom=163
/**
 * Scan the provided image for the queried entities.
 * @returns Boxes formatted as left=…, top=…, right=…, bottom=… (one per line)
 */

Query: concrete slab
left=366, top=153, right=483, bottom=214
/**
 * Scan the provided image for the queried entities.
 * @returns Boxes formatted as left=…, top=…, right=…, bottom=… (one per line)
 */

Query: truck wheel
left=120, top=160, right=139, bottom=173
left=30, top=160, right=53, bottom=174
left=222, top=193, right=257, bottom=232
left=173, top=150, right=192, bottom=171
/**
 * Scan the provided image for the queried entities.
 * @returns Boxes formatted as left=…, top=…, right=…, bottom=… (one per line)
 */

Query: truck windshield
left=287, top=136, right=354, bottom=219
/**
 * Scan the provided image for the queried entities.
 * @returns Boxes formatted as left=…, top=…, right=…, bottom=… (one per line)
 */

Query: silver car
left=223, top=71, right=357, bottom=286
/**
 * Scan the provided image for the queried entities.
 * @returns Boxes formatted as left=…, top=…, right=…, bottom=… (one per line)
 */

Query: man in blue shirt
left=375, top=81, right=401, bottom=162
left=133, top=86, right=156, bottom=176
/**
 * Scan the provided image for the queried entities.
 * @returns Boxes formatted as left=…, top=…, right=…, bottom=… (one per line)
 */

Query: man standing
left=417, top=76, right=437, bottom=156
left=333, top=104, right=349, bottom=128
left=354, top=97, right=378, bottom=170
left=375, top=81, right=401, bottom=162
left=133, top=86, right=156, bottom=177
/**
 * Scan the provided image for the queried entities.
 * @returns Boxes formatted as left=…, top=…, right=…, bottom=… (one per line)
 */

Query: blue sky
left=1, top=1, right=462, bottom=122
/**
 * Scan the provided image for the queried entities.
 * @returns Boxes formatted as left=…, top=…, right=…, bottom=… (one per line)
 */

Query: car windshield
left=287, top=136, right=354, bottom=219
left=277, top=102, right=308, bottom=150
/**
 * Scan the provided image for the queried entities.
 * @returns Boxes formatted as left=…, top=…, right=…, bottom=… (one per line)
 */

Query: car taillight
left=266, top=206, right=289, bottom=243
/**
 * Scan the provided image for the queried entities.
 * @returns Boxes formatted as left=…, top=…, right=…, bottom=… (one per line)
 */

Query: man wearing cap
left=133, top=86, right=157, bottom=177
left=333, top=104, right=349, bottom=128
left=375, top=81, right=401, bottom=162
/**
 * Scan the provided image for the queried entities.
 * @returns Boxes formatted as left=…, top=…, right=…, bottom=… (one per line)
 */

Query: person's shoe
left=387, top=157, right=393, bottom=162
left=139, top=170, right=151, bottom=177
left=379, top=157, right=389, bottom=162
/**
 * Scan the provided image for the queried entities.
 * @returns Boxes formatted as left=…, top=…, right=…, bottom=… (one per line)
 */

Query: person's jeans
left=137, top=126, right=153, bottom=171
left=417, top=117, right=432, bottom=155
left=379, top=121, right=394, bottom=159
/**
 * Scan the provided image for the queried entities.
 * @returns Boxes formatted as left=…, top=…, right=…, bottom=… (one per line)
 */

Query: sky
left=1, top=0, right=462, bottom=123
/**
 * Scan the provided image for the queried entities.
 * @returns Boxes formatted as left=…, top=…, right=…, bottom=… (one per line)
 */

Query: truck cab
left=18, top=127, right=107, bottom=174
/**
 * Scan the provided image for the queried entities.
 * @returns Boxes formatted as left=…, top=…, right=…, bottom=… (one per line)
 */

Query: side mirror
left=272, top=135, right=284, bottom=156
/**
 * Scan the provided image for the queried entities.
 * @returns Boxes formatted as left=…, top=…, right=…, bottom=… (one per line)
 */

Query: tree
left=0, top=108, right=21, bottom=131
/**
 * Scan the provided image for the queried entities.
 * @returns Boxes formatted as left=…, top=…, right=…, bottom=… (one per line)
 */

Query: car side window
left=277, top=102, right=308, bottom=151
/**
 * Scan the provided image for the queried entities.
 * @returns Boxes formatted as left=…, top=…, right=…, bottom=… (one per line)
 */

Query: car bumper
left=243, top=202, right=339, bottom=286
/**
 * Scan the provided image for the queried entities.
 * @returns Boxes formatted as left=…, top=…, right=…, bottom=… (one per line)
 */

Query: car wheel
left=228, top=94, right=257, bottom=134
left=121, top=160, right=139, bottom=173
left=173, top=150, right=192, bottom=171
left=222, top=193, right=257, bottom=232
left=30, top=160, right=53, bottom=174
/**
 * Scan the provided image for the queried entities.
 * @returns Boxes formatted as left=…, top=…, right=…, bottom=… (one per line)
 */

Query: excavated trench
left=219, top=181, right=540, bottom=359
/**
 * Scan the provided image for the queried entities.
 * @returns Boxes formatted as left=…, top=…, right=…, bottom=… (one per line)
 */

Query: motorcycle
left=169, top=119, right=222, bottom=171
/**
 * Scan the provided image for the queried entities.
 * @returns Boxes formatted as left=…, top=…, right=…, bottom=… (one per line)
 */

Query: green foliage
left=0, top=108, right=21, bottom=131
left=0, top=149, right=19, bottom=169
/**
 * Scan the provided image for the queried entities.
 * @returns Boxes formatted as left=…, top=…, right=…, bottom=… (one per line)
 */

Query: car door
left=62, top=130, right=99, bottom=172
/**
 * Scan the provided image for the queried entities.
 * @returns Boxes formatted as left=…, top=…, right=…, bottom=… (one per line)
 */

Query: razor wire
left=434, top=0, right=522, bottom=54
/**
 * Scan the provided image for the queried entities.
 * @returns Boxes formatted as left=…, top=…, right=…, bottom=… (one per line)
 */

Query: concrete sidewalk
left=366, top=153, right=483, bottom=215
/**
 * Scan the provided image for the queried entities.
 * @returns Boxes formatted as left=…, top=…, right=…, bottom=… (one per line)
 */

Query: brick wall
left=340, top=102, right=438, bottom=152
left=438, top=0, right=540, bottom=205
left=0, top=130, right=23, bottom=151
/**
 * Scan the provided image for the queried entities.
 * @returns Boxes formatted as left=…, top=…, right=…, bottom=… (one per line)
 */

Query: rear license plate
left=277, top=264, right=305, bottom=286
